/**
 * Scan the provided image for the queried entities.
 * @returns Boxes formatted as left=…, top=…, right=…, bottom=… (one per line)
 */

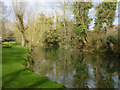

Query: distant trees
left=94, top=1, right=117, bottom=33
left=47, top=2, right=94, bottom=49
left=1, top=2, right=13, bottom=40
left=0, top=2, right=2, bottom=37
left=6, top=1, right=118, bottom=52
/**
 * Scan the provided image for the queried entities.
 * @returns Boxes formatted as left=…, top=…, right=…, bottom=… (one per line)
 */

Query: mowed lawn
left=2, top=44, right=65, bottom=88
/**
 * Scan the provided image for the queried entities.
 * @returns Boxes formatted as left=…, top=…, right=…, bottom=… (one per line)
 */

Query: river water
left=33, top=47, right=119, bottom=88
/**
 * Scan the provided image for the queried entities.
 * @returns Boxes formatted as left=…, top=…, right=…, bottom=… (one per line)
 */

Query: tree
left=58, top=2, right=70, bottom=47
left=73, top=1, right=93, bottom=29
left=0, top=2, right=9, bottom=40
left=12, top=2, right=28, bottom=46
left=0, top=2, right=2, bottom=37
left=94, top=1, right=117, bottom=33
left=55, top=2, right=76, bottom=48
left=73, top=1, right=93, bottom=48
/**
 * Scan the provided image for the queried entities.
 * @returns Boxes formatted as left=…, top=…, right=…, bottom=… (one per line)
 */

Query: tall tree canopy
left=94, top=1, right=117, bottom=33
left=73, top=2, right=93, bottom=29
left=73, top=1, right=93, bottom=48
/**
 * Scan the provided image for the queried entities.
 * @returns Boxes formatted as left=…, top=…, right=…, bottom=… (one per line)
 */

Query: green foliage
left=94, top=2, right=117, bottom=32
left=73, top=2, right=93, bottom=29
left=86, top=28, right=118, bottom=53
left=25, top=54, right=34, bottom=71
left=72, top=2, right=93, bottom=48
left=3, top=44, right=12, bottom=48
left=107, top=36, right=116, bottom=44
left=11, top=2, right=118, bottom=52
left=45, top=29, right=60, bottom=47
left=75, top=24, right=86, bottom=41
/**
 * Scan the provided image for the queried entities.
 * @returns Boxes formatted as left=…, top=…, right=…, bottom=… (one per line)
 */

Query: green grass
left=2, top=44, right=65, bottom=88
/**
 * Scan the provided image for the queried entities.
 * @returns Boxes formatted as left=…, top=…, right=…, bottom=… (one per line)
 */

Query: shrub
left=75, top=25, right=87, bottom=42
left=25, top=54, right=34, bottom=72
left=44, top=29, right=60, bottom=47
left=3, top=44, right=12, bottom=48
left=86, top=28, right=118, bottom=53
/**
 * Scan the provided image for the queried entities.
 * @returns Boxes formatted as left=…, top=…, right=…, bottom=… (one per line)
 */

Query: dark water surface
left=33, top=47, right=119, bottom=88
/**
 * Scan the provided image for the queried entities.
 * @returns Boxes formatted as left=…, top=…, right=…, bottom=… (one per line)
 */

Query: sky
left=1, top=0, right=119, bottom=30
left=1, top=0, right=120, bottom=2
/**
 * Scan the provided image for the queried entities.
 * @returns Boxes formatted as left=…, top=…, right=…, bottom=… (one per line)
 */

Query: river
left=33, top=47, right=119, bottom=88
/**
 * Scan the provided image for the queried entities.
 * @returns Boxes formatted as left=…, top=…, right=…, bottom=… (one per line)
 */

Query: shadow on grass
left=25, top=78, right=49, bottom=88
left=2, top=69, right=49, bottom=88
left=2, top=69, right=25, bottom=86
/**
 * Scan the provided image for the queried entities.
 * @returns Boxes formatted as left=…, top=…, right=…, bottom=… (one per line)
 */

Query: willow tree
left=94, top=1, right=117, bottom=33
left=12, top=2, right=28, bottom=46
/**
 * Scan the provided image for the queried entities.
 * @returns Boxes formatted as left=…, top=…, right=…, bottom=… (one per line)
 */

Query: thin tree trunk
left=21, top=35, right=25, bottom=46
left=119, top=26, right=120, bottom=47
left=21, top=34, right=28, bottom=46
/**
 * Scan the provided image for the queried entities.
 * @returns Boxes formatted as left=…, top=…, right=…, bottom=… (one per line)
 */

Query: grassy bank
left=2, top=44, right=65, bottom=88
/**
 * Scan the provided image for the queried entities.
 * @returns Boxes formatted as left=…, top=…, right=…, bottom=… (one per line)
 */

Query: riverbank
left=2, top=44, right=65, bottom=88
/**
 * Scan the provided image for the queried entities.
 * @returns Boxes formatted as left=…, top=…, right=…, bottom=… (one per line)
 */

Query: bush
left=86, top=28, right=118, bottom=53
left=25, top=54, right=34, bottom=72
left=44, top=29, right=60, bottom=47
left=75, top=25, right=87, bottom=42
left=3, top=44, right=12, bottom=48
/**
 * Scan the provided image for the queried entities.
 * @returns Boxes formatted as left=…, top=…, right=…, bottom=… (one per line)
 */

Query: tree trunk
left=21, top=34, right=28, bottom=46
left=21, top=32, right=29, bottom=46
left=21, top=35, right=25, bottom=46
left=118, top=26, right=120, bottom=47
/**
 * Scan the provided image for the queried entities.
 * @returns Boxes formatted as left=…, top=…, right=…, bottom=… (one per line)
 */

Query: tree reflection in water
left=33, top=47, right=119, bottom=88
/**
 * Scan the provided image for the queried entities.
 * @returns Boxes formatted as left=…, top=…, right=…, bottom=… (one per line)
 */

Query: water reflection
left=87, top=64, right=96, bottom=88
left=33, top=47, right=119, bottom=88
